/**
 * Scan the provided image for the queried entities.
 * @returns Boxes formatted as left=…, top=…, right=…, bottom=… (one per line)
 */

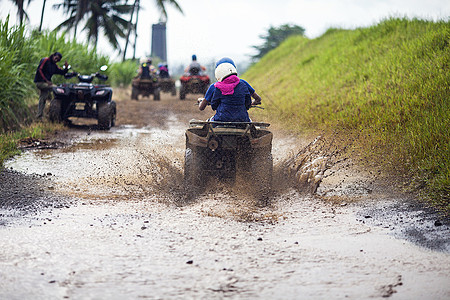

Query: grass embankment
left=245, top=17, right=449, bottom=210
left=0, top=17, right=138, bottom=166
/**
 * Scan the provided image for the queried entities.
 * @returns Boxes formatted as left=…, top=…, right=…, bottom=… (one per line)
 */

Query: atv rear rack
left=189, top=119, right=270, bottom=128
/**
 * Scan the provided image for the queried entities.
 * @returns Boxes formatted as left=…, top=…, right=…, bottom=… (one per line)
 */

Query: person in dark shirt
left=184, top=54, right=206, bottom=76
left=137, top=57, right=156, bottom=79
left=34, top=52, right=68, bottom=119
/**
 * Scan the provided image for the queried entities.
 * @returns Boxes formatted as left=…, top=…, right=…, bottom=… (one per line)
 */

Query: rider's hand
left=252, top=99, right=261, bottom=106
left=198, top=98, right=208, bottom=111
left=64, top=61, right=68, bottom=69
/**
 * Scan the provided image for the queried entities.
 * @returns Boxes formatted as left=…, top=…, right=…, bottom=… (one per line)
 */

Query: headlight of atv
left=56, top=88, right=65, bottom=94
left=95, top=90, right=106, bottom=96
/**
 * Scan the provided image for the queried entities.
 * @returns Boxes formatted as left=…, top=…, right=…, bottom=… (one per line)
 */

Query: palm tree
left=53, top=0, right=80, bottom=39
left=54, top=0, right=133, bottom=51
left=122, top=0, right=183, bottom=60
left=85, top=0, right=133, bottom=50
left=8, top=0, right=32, bottom=25
left=38, top=0, right=46, bottom=31
left=73, top=0, right=90, bottom=39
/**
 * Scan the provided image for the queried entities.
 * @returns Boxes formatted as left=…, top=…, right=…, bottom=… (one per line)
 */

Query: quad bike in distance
left=184, top=119, right=273, bottom=200
left=131, top=74, right=160, bottom=100
left=158, top=77, right=177, bottom=96
left=49, top=65, right=116, bottom=129
left=179, top=67, right=210, bottom=100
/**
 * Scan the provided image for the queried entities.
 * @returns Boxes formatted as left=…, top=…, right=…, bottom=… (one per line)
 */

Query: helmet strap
left=222, top=73, right=237, bottom=81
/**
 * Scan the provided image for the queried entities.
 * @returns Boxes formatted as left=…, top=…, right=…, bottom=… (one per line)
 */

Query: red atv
left=179, top=66, right=210, bottom=100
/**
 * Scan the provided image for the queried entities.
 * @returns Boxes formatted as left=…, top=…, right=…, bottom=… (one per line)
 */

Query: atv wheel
left=49, top=98, right=63, bottom=122
left=179, top=86, right=186, bottom=100
left=131, top=86, right=138, bottom=100
left=110, top=101, right=117, bottom=127
left=98, top=102, right=113, bottom=129
left=154, top=88, right=161, bottom=101
left=251, top=148, right=273, bottom=203
left=184, top=147, right=204, bottom=190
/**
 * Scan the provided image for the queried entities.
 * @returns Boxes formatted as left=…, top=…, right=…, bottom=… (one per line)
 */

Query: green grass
left=109, top=59, right=139, bottom=87
left=244, top=17, right=449, bottom=210
left=0, top=121, right=63, bottom=167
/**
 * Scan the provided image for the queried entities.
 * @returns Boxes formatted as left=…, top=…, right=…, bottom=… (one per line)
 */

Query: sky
left=1, top=0, right=449, bottom=69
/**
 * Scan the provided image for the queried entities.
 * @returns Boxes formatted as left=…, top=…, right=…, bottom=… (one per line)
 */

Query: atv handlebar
left=63, top=65, right=108, bottom=82
left=96, top=73, right=108, bottom=80
left=196, top=98, right=264, bottom=109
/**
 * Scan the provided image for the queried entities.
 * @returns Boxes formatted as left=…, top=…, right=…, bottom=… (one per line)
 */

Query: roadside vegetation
left=245, top=17, right=449, bottom=211
left=0, top=17, right=118, bottom=165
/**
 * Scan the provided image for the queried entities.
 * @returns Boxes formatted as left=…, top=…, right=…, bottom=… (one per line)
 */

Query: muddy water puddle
left=2, top=112, right=450, bottom=299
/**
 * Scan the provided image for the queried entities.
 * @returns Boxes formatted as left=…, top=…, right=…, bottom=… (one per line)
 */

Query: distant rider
left=158, top=63, right=170, bottom=78
left=198, top=57, right=262, bottom=122
left=185, top=54, right=206, bottom=76
left=34, top=52, right=69, bottom=119
left=137, top=57, right=156, bottom=79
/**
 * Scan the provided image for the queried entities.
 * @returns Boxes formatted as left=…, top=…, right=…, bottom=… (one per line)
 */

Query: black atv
left=131, top=74, right=160, bottom=100
left=184, top=120, right=273, bottom=200
left=158, top=77, right=177, bottom=96
left=49, top=65, right=116, bottom=129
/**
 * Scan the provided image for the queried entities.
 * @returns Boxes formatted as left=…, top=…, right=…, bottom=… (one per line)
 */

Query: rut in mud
left=1, top=90, right=449, bottom=299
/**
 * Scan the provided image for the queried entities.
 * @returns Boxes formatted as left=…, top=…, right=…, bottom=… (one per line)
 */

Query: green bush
left=109, top=59, right=139, bottom=87
left=0, top=17, right=37, bottom=132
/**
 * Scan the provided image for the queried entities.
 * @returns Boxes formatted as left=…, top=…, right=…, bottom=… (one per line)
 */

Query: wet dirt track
left=1, top=90, right=449, bottom=299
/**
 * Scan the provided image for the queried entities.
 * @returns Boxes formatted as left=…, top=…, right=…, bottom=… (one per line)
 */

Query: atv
left=131, top=74, right=160, bottom=100
left=184, top=120, right=273, bottom=200
left=49, top=65, right=116, bottom=129
left=179, top=67, right=210, bottom=100
left=158, top=77, right=177, bottom=96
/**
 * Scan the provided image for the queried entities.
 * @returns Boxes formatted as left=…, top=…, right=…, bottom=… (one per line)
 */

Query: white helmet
left=214, top=57, right=237, bottom=82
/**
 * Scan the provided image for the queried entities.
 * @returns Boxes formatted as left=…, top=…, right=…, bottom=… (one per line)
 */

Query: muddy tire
left=251, top=148, right=273, bottom=203
left=110, top=101, right=117, bottom=127
left=179, top=86, right=186, bottom=100
left=131, top=86, right=138, bottom=100
left=184, top=147, right=204, bottom=190
left=171, top=86, right=177, bottom=96
left=154, top=88, right=161, bottom=101
left=49, top=98, right=63, bottom=122
left=98, top=102, right=114, bottom=130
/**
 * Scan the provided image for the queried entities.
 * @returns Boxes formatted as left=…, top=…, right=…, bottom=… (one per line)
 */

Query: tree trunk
left=122, top=0, right=137, bottom=61
left=133, top=0, right=141, bottom=60
left=18, top=0, right=24, bottom=25
left=38, top=0, right=46, bottom=32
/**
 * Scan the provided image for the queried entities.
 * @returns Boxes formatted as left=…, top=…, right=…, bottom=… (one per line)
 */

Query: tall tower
left=151, top=22, right=167, bottom=61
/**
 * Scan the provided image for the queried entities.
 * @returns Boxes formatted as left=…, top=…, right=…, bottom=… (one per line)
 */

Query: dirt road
left=1, top=90, right=449, bottom=299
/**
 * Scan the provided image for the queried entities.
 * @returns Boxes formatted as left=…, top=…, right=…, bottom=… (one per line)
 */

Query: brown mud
left=0, top=89, right=449, bottom=299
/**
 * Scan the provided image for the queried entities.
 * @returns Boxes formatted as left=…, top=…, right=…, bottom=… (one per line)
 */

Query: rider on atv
left=185, top=54, right=206, bottom=76
left=137, top=57, right=156, bottom=78
left=198, top=57, right=262, bottom=122
left=158, top=63, right=170, bottom=78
